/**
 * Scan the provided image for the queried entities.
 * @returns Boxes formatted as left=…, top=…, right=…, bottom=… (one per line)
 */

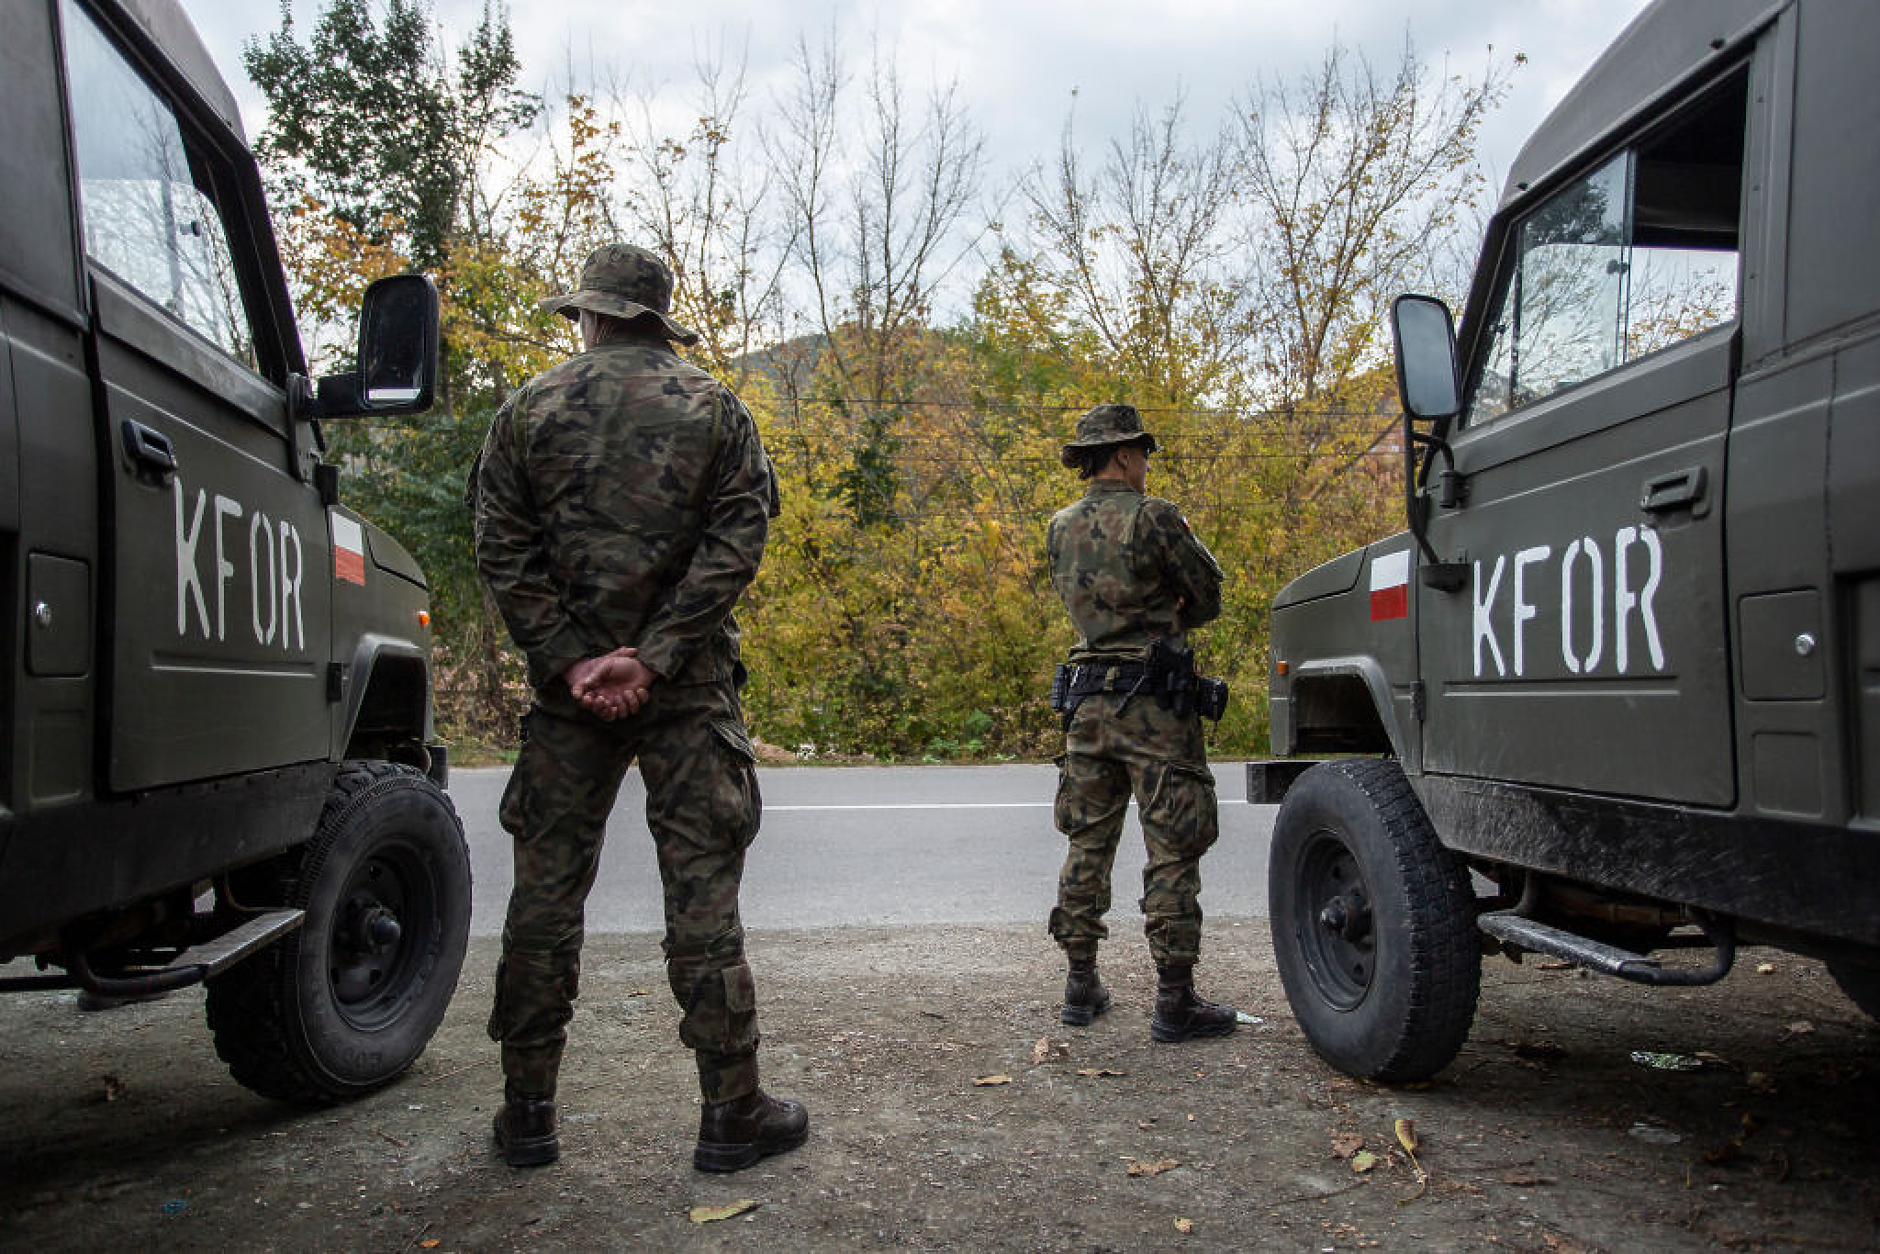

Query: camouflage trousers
left=489, top=679, right=763, bottom=1103
left=1049, top=692, right=1220, bottom=967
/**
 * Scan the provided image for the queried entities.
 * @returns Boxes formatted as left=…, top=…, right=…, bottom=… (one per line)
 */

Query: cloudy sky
left=179, top=0, right=1651, bottom=205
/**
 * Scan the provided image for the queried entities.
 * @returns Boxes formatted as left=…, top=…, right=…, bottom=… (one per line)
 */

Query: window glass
left=1464, top=74, right=1744, bottom=425
left=62, top=0, right=256, bottom=366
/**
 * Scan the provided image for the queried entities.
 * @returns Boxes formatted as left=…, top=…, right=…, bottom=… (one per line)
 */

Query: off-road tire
left=1269, top=759, right=1480, bottom=1081
left=206, top=762, right=471, bottom=1103
left=1826, top=959, right=1880, bottom=1022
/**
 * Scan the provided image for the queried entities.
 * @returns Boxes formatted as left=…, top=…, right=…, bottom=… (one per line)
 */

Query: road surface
left=448, top=762, right=1276, bottom=934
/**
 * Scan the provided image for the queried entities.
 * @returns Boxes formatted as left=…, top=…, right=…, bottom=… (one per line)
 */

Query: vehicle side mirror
left=1391, top=293, right=1461, bottom=422
left=314, top=274, right=440, bottom=419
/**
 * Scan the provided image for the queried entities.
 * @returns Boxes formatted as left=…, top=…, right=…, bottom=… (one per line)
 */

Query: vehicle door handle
left=1640, top=465, right=1706, bottom=515
left=122, top=419, right=177, bottom=485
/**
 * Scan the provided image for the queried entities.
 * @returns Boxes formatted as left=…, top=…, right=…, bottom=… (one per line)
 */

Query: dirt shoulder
left=2, top=920, right=1876, bottom=1251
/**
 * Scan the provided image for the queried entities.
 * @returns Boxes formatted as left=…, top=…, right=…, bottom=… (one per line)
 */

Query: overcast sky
left=179, top=0, right=1651, bottom=208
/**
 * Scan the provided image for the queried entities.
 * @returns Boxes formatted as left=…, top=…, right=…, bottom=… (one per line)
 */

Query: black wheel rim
left=1294, top=827, right=1375, bottom=1011
left=327, top=837, right=437, bottom=1032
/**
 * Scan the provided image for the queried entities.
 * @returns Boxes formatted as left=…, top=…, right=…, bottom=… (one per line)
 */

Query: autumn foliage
left=245, top=3, right=1509, bottom=762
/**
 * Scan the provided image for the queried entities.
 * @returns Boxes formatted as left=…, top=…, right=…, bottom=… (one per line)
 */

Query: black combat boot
left=1150, top=963, right=1238, bottom=1043
left=1061, top=955, right=1112, bottom=1026
left=493, top=1083, right=559, bottom=1167
left=694, top=1089, right=810, bottom=1173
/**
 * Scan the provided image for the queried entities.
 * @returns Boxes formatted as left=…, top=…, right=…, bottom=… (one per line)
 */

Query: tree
left=1236, top=39, right=1508, bottom=408
left=1020, top=93, right=1250, bottom=413
left=769, top=31, right=988, bottom=524
left=245, top=0, right=538, bottom=274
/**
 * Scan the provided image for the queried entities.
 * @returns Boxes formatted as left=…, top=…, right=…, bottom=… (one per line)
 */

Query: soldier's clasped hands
left=564, top=647, right=656, bottom=720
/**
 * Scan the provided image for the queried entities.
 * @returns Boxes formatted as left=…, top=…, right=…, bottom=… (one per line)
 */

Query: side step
left=165, top=908, right=306, bottom=979
left=1478, top=911, right=1734, bottom=987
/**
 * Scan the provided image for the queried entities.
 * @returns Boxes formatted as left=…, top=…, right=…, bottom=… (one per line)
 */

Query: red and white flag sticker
left=1369, top=548, right=1409, bottom=621
left=331, top=511, right=366, bottom=586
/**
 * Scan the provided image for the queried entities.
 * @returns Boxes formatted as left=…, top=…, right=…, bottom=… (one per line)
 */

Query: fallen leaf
left=972, top=1074, right=1012, bottom=1087
left=1783, top=1020, right=1816, bottom=1038
left=1174, top=1217, right=1194, bottom=1234
left=419, top=1241, right=441, bottom=1250
left=626, top=988, right=652, bottom=998
left=1127, top=1159, right=1182, bottom=1177
left=689, top=1200, right=759, bottom=1224
left=1031, top=1036, right=1051, bottom=1065
left=1076, top=1067, right=1126, bottom=1077
left=1330, top=1132, right=1365, bottom=1160
left=1350, top=1150, right=1379, bottom=1173
left=1756, top=962, right=1775, bottom=974
left=1395, top=1117, right=1428, bottom=1195
left=1501, top=1169, right=1551, bottom=1186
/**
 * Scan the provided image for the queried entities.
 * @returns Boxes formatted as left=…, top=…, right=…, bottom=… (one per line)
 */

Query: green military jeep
left=1255, top=0, right=1880, bottom=1081
left=0, top=0, right=471, bottom=1103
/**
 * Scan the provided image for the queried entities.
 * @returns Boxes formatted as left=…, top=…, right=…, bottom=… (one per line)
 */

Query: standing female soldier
left=1046, top=403, right=1238, bottom=1041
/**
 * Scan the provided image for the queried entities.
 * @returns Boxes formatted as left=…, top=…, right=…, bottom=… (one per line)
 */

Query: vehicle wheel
left=1269, top=759, right=1481, bottom=1081
left=1826, top=959, right=1880, bottom=1022
left=206, top=762, right=471, bottom=1103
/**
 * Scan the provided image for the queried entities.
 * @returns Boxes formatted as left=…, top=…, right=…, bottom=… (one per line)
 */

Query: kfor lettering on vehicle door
left=61, top=0, right=331, bottom=789
left=1417, top=65, right=1750, bottom=805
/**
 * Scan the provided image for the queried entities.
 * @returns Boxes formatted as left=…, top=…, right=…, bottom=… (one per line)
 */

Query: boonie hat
left=1059, top=403, right=1159, bottom=467
left=539, top=243, right=701, bottom=345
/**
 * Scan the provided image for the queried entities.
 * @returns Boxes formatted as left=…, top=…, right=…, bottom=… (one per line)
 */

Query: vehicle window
left=62, top=0, right=257, bottom=367
left=1465, top=71, right=1745, bottom=425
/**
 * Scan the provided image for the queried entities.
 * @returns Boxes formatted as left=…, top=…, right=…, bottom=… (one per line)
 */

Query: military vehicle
left=1253, top=0, right=1880, bottom=1081
left=0, top=0, right=470, bottom=1103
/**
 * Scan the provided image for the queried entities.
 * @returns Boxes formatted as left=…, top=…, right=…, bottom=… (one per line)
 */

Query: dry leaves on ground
left=688, top=1200, right=758, bottom=1224
left=1127, top=1159, right=1182, bottom=1177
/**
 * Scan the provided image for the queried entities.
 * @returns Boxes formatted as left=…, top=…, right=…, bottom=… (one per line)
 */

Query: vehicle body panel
left=0, top=0, right=440, bottom=960
left=1267, top=0, right=1880, bottom=953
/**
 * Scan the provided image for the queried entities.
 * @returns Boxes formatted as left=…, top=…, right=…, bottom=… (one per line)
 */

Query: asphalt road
left=447, top=763, right=1276, bottom=936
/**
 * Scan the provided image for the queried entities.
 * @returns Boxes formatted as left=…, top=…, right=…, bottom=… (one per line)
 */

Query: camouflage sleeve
left=1139, top=497, right=1224, bottom=629
left=472, top=389, right=591, bottom=688
left=631, top=388, right=774, bottom=680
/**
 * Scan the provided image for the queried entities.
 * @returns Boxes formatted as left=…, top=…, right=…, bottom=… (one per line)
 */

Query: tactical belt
left=1049, top=661, right=1159, bottom=728
left=1050, top=648, right=1228, bottom=728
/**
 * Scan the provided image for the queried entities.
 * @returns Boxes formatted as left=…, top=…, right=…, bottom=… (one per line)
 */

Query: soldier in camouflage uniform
left=1047, top=403, right=1239, bottom=1042
left=470, top=243, right=808, bottom=1172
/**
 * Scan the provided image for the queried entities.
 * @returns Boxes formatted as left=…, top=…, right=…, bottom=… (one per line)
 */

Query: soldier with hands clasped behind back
left=470, top=243, right=805, bottom=1173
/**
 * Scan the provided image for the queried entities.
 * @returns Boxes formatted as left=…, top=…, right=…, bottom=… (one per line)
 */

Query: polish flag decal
left=331, top=512, right=366, bottom=586
left=1369, top=548, right=1410, bottom=621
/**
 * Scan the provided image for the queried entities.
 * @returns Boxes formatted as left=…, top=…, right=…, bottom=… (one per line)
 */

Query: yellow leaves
left=1126, top=1159, right=1182, bottom=1177
left=971, top=1074, right=1013, bottom=1087
left=688, top=1199, right=758, bottom=1224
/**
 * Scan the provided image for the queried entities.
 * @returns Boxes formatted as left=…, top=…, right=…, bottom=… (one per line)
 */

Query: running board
left=1477, top=911, right=1735, bottom=987
left=165, top=908, right=305, bottom=979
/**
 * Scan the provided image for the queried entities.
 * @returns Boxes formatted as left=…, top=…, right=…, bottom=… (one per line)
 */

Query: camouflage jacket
left=471, top=331, right=779, bottom=690
left=1047, top=479, right=1224, bottom=664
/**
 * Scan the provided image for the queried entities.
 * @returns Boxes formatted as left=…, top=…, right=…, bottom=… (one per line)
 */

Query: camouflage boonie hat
left=1059, top=403, right=1159, bottom=467
left=539, top=243, right=701, bottom=345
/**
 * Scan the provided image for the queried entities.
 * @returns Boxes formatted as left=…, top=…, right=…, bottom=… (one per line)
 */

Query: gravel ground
left=2, top=920, right=1877, bottom=1251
